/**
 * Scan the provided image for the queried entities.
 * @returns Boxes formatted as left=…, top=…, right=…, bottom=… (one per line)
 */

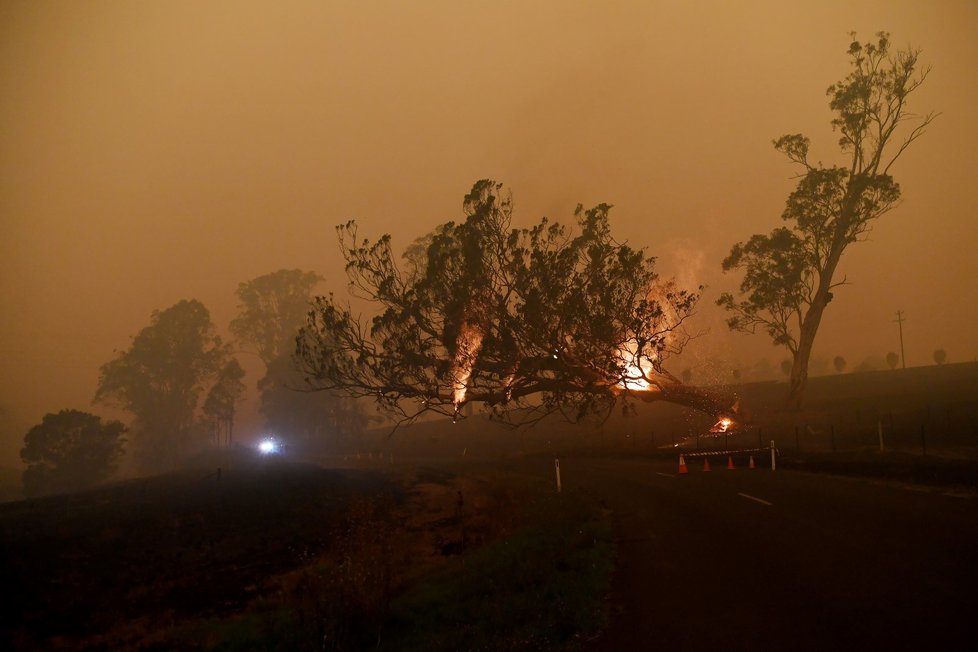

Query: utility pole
left=894, top=310, right=906, bottom=369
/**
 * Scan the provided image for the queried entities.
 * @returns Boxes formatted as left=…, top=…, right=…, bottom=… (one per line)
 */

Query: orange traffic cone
left=703, top=458, right=711, bottom=472
left=727, top=455, right=736, bottom=470
left=749, top=455, right=756, bottom=469
left=678, top=455, right=688, bottom=475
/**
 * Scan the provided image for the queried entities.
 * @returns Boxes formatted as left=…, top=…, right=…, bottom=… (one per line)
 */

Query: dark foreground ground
left=3, top=445, right=978, bottom=650
left=4, top=364, right=976, bottom=649
left=1, top=459, right=399, bottom=649
left=0, top=454, right=611, bottom=650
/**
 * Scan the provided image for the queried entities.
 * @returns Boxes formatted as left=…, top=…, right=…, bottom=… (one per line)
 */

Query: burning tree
left=297, top=180, right=736, bottom=428
left=718, top=32, right=935, bottom=408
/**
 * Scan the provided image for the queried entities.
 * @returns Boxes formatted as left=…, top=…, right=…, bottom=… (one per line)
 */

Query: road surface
left=551, top=455, right=977, bottom=651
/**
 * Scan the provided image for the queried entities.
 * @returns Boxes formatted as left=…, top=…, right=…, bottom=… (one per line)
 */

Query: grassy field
left=1, top=455, right=612, bottom=651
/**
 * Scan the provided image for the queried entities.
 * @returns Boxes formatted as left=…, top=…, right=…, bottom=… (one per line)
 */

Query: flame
left=618, top=339, right=655, bottom=391
left=621, top=365, right=651, bottom=390
left=450, top=324, right=484, bottom=405
left=711, top=417, right=733, bottom=433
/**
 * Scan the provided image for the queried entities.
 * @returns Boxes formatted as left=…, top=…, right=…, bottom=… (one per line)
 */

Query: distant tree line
left=22, top=270, right=367, bottom=496
left=21, top=410, right=125, bottom=498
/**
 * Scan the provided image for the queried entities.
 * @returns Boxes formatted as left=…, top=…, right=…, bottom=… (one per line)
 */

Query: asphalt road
left=553, top=455, right=978, bottom=651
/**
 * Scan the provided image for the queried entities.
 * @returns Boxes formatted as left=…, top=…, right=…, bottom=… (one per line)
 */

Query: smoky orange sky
left=2, top=1, right=977, bottom=465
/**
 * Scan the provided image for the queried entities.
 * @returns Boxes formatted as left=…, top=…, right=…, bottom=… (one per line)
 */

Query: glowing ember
left=710, top=417, right=734, bottom=433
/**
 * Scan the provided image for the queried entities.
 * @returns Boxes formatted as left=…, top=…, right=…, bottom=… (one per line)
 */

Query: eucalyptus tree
left=231, top=269, right=324, bottom=366
left=231, top=268, right=369, bottom=443
left=297, top=179, right=735, bottom=429
left=95, top=299, right=230, bottom=470
left=718, top=32, right=935, bottom=408
left=21, top=409, right=126, bottom=497
left=202, top=359, right=246, bottom=447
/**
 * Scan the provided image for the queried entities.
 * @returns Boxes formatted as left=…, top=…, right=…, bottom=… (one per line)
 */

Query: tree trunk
left=787, top=327, right=815, bottom=409
left=787, top=246, right=844, bottom=408
left=642, top=381, right=739, bottom=420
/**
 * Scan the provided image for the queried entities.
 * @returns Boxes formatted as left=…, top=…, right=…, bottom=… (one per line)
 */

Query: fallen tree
left=297, top=180, right=737, bottom=429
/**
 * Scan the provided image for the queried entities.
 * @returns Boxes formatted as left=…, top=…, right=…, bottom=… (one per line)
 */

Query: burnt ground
left=0, top=455, right=548, bottom=651
left=0, top=458, right=399, bottom=649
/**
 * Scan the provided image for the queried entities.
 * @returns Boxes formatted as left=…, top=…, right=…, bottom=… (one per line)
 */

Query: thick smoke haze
left=2, top=1, right=977, bottom=466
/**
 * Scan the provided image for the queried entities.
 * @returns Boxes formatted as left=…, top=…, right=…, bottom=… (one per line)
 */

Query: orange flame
left=618, top=339, right=655, bottom=391
left=450, top=325, right=484, bottom=405
left=711, top=417, right=733, bottom=433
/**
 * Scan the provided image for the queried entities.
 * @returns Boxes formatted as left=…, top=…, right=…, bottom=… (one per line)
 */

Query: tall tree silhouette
left=719, top=32, right=935, bottom=408
left=96, top=300, right=229, bottom=470
left=21, top=409, right=126, bottom=497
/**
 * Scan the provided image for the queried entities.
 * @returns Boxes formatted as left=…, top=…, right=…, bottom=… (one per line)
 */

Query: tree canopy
left=21, top=409, right=126, bottom=497
left=886, top=351, right=900, bottom=370
left=718, top=32, right=935, bottom=408
left=230, top=269, right=368, bottom=446
left=230, top=269, right=324, bottom=366
left=95, top=299, right=230, bottom=470
left=202, top=359, right=246, bottom=448
left=833, top=355, right=846, bottom=373
left=297, top=179, right=735, bottom=428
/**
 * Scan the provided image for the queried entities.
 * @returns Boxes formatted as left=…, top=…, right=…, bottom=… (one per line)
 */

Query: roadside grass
left=170, top=467, right=613, bottom=651
left=169, top=493, right=399, bottom=651
left=381, top=483, right=614, bottom=651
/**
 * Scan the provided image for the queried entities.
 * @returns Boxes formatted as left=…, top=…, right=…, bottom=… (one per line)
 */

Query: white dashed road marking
left=738, top=492, right=773, bottom=506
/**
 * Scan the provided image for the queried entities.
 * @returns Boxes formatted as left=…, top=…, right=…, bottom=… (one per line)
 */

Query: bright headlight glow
left=258, top=437, right=279, bottom=455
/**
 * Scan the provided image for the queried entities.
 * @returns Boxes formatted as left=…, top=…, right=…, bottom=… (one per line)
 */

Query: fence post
left=770, top=440, right=776, bottom=471
left=555, top=458, right=561, bottom=493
